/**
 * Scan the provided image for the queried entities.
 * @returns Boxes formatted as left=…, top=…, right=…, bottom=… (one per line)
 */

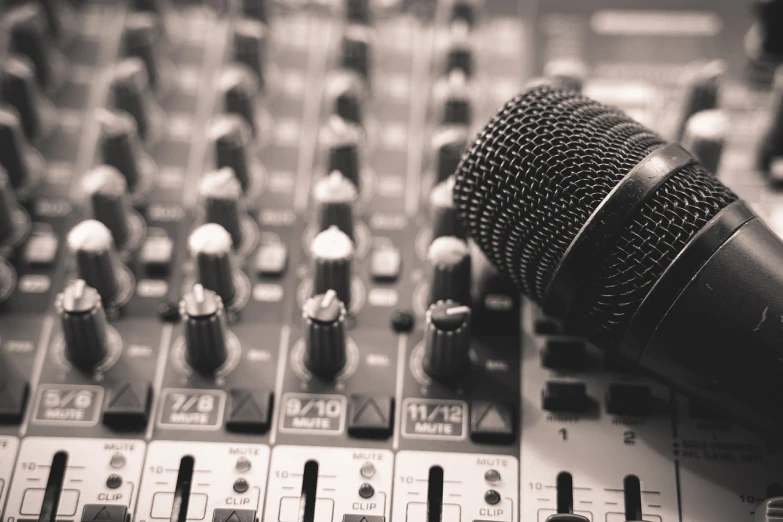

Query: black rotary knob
left=0, top=170, right=19, bottom=245
left=444, top=21, right=473, bottom=78
left=55, top=279, right=110, bottom=371
left=232, top=18, right=269, bottom=89
left=122, top=12, right=169, bottom=93
left=188, top=223, right=238, bottom=308
left=0, top=56, right=52, bottom=141
left=431, top=125, right=468, bottom=185
left=219, top=64, right=262, bottom=136
left=312, top=225, right=354, bottom=309
left=327, top=70, right=366, bottom=125
left=0, top=168, right=30, bottom=247
left=239, top=0, right=270, bottom=24
left=682, top=109, right=727, bottom=176
left=544, top=58, right=588, bottom=93
left=199, top=167, right=246, bottom=250
left=340, top=24, right=373, bottom=83
left=0, top=106, right=43, bottom=199
left=430, top=176, right=466, bottom=241
left=759, top=66, right=783, bottom=173
left=7, top=4, right=68, bottom=92
left=110, top=57, right=164, bottom=143
left=676, top=60, right=725, bottom=140
left=82, top=165, right=141, bottom=251
left=748, top=0, right=783, bottom=63
left=97, top=108, right=153, bottom=196
left=427, top=236, right=471, bottom=307
left=440, top=70, right=472, bottom=126
left=0, top=256, right=16, bottom=305
left=210, top=114, right=256, bottom=194
left=67, top=220, right=126, bottom=308
left=423, top=300, right=472, bottom=383
left=324, top=115, right=363, bottom=191
left=313, top=170, right=357, bottom=241
left=303, top=290, right=348, bottom=380
left=180, top=284, right=229, bottom=375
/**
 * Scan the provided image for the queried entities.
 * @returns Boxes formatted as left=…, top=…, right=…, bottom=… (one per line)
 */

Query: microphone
left=453, top=85, right=783, bottom=439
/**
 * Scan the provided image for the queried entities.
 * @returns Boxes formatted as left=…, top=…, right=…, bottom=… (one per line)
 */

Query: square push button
left=347, top=394, right=393, bottom=439
left=140, top=235, right=174, bottom=275
left=370, top=247, right=401, bottom=281
left=23, top=232, right=58, bottom=267
left=225, top=388, right=272, bottom=434
left=342, top=516, right=385, bottom=522
left=255, top=243, right=287, bottom=277
left=542, top=381, right=589, bottom=413
left=102, top=381, right=152, bottom=431
left=470, top=401, right=515, bottom=444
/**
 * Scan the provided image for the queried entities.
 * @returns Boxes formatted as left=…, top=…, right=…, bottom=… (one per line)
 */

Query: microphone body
left=454, top=86, right=783, bottom=438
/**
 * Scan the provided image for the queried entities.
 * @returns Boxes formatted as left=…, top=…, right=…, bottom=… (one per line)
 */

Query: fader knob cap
left=0, top=107, right=43, bottom=199
left=199, top=168, right=246, bottom=250
left=55, top=279, right=110, bottom=371
left=430, top=177, right=466, bottom=241
left=122, top=12, right=170, bottom=93
left=110, top=57, right=164, bottom=143
left=232, top=18, right=269, bottom=88
left=0, top=56, right=52, bottom=141
left=423, top=300, right=472, bottom=383
left=682, top=109, right=727, bottom=176
left=180, top=284, right=230, bottom=375
left=188, top=223, right=238, bottom=308
left=427, top=236, right=471, bottom=307
left=210, top=114, right=256, bottom=194
left=7, top=4, right=68, bottom=91
left=676, top=60, right=725, bottom=140
left=755, top=496, right=783, bottom=522
left=312, top=226, right=354, bottom=309
left=303, top=290, right=348, bottom=379
left=544, top=515, right=590, bottom=522
left=313, top=170, right=357, bottom=241
left=67, top=220, right=126, bottom=308
left=82, top=165, right=135, bottom=250
left=324, top=115, right=363, bottom=191
left=432, top=125, right=468, bottom=184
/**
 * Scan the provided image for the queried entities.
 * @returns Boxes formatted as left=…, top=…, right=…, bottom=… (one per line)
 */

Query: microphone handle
left=620, top=201, right=783, bottom=439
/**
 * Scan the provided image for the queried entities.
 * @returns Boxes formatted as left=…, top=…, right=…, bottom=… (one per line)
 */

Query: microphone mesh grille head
left=453, top=86, right=737, bottom=344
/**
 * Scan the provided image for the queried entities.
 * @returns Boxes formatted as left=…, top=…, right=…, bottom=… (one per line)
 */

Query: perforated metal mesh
left=453, top=86, right=737, bottom=345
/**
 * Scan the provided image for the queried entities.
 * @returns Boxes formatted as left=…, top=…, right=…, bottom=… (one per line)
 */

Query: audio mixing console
left=0, top=0, right=782, bottom=522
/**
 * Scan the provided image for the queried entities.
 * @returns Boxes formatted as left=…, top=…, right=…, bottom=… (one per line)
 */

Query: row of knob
left=52, top=271, right=472, bottom=387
